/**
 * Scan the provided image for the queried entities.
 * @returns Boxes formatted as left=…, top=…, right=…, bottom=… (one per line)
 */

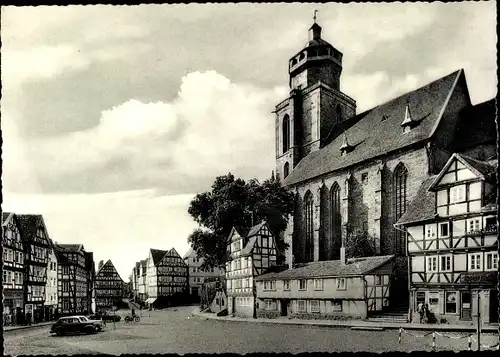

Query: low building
left=18, top=214, right=51, bottom=324
left=145, top=248, right=189, bottom=308
left=255, top=254, right=395, bottom=319
left=2, top=213, right=25, bottom=326
left=200, top=277, right=228, bottom=314
left=94, top=260, right=124, bottom=310
left=44, top=238, right=58, bottom=320
left=183, top=247, right=222, bottom=298
left=225, top=221, right=278, bottom=318
left=396, top=153, right=498, bottom=325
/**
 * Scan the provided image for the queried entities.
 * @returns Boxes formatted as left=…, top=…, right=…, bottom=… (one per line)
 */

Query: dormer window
left=340, top=133, right=353, bottom=156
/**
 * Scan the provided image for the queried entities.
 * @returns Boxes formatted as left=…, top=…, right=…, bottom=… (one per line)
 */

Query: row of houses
left=2, top=213, right=95, bottom=325
left=2, top=212, right=129, bottom=326
left=220, top=154, right=498, bottom=326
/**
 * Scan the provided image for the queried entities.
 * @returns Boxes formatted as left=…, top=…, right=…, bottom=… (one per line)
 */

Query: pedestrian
left=416, top=302, right=424, bottom=323
left=423, top=303, right=429, bottom=324
left=131, top=308, right=135, bottom=317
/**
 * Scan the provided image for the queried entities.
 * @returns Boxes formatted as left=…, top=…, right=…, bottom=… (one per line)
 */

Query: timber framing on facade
left=397, top=153, right=498, bottom=325
left=95, top=259, right=124, bottom=309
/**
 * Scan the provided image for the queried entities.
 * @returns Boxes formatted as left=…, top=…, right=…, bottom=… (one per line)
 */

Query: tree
left=187, top=173, right=295, bottom=270
left=345, top=229, right=376, bottom=258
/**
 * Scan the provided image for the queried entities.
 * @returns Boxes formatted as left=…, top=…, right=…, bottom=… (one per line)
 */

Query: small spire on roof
left=401, top=104, right=413, bottom=127
left=340, top=132, right=353, bottom=155
left=313, top=9, right=318, bottom=23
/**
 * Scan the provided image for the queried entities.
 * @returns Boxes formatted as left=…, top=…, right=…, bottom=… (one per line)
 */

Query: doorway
left=461, top=292, right=472, bottom=321
left=280, top=299, right=288, bottom=316
left=489, top=289, right=498, bottom=323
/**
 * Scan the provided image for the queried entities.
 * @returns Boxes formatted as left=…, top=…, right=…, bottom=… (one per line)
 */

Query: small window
left=361, top=173, right=368, bottom=184
left=485, top=252, right=498, bottom=271
left=374, top=275, right=382, bottom=285
left=469, top=253, right=482, bottom=271
left=440, top=255, right=452, bottom=272
left=427, top=256, right=438, bottom=272
left=297, top=300, right=306, bottom=312
left=270, top=280, right=276, bottom=290
left=336, top=278, right=346, bottom=290
left=313, top=279, right=323, bottom=290
left=403, top=126, right=411, bottom=134
left=283, top=280, right=290, bottom=290
left=439, top=222, right=450, bottom=238
left=298, top=279, right=307, bottom=290
left=445, top=292, right=457, bottom=314
left=264, top=281, right=269, bottom=290
left=450, top=186, right=466, bottom=204
left=310, top=300, right=320, bottom=313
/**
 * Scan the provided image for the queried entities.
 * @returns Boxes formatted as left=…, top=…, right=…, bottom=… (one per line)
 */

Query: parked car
left=50, top=316, right=100, bottom=336
left=83, top=316, right=104, bottom=331
left=89, top=312, right=121, bottom=323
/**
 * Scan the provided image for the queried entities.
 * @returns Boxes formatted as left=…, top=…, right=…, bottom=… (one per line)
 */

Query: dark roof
left=17, top=214, right=48, bottom=244
left=396, top=177, right=437, bottom=226
left=284, top=70, right=462, bottom=186
left=55, top=244, right=83, bottom=252
left=247, top=221, right=266, bottom=238
left=150, top=249, right=168, bottom=266
left=459, top=154, right=497, bottom=183
left=452, top=99, right=497, bottom=151
left=256, top=255, right=395, bottom=281
left=134, top=261, right=141, bottom=274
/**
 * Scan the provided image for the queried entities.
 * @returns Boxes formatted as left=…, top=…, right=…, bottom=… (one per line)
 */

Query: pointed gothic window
left=304, top=191, right=314, bottom=262
left=282, top=115, right=290, bottom=154
left=330, top=183, right=341, bottom=259
left=319, top=185, right=329, bottom=261
left=393, top=163, right=408, bottom=255
left=283, top=162, right=290, bottom=179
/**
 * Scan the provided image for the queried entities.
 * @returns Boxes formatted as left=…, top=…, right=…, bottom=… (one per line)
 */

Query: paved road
left=4, top=305, right=497, bottom=355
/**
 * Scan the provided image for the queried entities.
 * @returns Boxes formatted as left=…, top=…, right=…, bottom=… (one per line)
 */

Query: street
left=3, top=305, right=498, bottom=355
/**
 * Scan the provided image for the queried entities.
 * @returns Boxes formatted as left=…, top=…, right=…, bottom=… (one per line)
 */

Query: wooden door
left=461, top=292, right=472, bottom=320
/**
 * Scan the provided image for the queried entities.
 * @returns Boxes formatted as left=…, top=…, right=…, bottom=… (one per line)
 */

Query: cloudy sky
left=1, top=2, right=496, bottom=279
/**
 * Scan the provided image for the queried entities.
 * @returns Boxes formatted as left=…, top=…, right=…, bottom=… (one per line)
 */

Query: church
left=275, top=19, right=496, bottom=307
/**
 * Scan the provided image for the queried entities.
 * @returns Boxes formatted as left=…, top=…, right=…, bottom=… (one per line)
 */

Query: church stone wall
left=286, top=143, right=431, bottom=262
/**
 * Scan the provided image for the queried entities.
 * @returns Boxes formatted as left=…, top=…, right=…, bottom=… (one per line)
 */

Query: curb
left=4, top=322, right=54, bottom=332
left=191, top=308, right=498, bottom=333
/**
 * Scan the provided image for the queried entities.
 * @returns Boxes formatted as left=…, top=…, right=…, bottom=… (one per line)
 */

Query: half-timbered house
left=2, top=212, right=26, bottom=326
left=225, top=221, right=278, bottom=318
left=145, top=248, right=189, bottom=308
left=131, top=261, right=140, bottom=301
left=95, top=259, right=124, bottom=309
left=255, top=255, right=395, bottom=320
left=54, top=244, right=92, bottom=315
left=397, top=153, right=498, bottom=325
left=138, top=259, right=147, bottom=303
left=17, top=214, right=51, bottom=324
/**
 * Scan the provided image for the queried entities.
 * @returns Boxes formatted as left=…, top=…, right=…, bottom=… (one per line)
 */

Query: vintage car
left=89, top=312, right=121, bottom=323
left=50, top=316, right=101, bottom=336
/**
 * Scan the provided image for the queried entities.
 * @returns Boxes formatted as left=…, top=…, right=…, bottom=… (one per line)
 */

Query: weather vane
left=313, top=9, right=318, bottom=23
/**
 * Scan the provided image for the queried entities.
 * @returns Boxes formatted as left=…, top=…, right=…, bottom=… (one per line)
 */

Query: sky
left=1, top=2, right=497, bottom=280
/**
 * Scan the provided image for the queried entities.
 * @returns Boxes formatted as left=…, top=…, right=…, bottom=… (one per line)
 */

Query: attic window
left=382, top=114, right=388, bottom=122
left=401, top=104, right=416, bottom=133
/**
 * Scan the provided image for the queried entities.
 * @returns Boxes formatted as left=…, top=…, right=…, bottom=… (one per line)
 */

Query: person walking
left=416, top=302, right=424, bottom=323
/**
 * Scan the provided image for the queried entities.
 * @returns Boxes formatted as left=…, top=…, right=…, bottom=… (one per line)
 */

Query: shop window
left=310, top=300, right=320, bottom=313
left=331, top=299, right=342, bottom=312
left=297, top=300, right=306, bottom=313
left=445, top=292, right=457, bottom=313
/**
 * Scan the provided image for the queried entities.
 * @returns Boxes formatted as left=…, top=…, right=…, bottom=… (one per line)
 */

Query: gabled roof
left=150, top=248, right=168, bottom=266
left=17, top=214, right=50, bottom=245
left=395, top=176, right=437, bottom=226
left=97, top=259, right=123, bottom=282
left=247, top=221, right=266, bottom=238
left=255, top=255, right=395, bottom=281
left=183, top=247, right=195, bottom=259
left=228, top=221, right=269, bottom=259
left=240, top=237, right=257, bottom=257
left=55, top=244, right=84, bottom=252
left=2, top=212, right=13, bottom=226
left=428, top=153, right=497, bottom=191
left=284, top=70, right=463, bottom=186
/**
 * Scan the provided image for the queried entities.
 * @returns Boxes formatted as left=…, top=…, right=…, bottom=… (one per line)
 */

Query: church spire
left=309, top=10, right=322, bottom=40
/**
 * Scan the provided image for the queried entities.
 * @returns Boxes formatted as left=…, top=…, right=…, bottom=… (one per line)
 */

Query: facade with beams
left=397, top=153, right=498, bottom=325
left=95, top=260, right=124, bottom=309
left=273, top=20, right=496, bottom=311
left=225, top=221, right=278, bottom=318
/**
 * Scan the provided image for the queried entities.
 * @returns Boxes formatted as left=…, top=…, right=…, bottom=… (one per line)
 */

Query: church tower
left=275, top=15, right=356, bottom=180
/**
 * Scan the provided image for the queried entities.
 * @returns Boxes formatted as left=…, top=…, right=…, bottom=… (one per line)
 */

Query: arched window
left=336, top=105, right=343, bottom=123
left=282, top=115, right=290, bottom=153
left=304, top=191, right=314, bottom=262
left=283, top=162, right=290, bottom=179
left=393, top=163, right=408, bottom=255
left=319, top=185, right=329, bottom=261
left=330, top=183, right=341, bottom=258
